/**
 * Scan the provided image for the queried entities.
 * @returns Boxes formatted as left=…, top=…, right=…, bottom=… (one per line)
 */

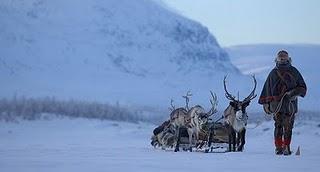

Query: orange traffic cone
left=295, top=146, right=301, bottom=156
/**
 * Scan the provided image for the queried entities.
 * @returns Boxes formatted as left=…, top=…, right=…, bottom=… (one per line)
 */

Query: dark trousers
left=274, top=113, right=295, bottom=148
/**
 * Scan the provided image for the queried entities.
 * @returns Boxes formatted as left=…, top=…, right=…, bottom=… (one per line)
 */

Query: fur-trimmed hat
left=275, top=50, right=291, bottom=64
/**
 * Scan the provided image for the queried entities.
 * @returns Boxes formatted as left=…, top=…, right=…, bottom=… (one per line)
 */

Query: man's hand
left=287, top=87, right=305, bottom=99
left=263, top=103, right=272, bottom=115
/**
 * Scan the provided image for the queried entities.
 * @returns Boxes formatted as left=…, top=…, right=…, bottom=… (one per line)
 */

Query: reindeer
left=152, top=94, right=191, bottom=151
left=169, top=91, right=190, bottom=152
left=172, top=91, right=218, bottom=152
left=223, top=75, right=257, bottom=152
left=150, top=99, right=185, bottom=150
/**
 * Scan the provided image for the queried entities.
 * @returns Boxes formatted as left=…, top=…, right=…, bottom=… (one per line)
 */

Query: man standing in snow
left=258, top=50, right=307, bottom=155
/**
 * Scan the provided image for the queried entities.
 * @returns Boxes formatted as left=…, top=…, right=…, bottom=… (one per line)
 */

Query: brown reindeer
left=223, top=75, right=257, bottom=152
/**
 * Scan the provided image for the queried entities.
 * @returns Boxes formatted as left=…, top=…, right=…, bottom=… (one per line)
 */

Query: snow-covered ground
left=1, top=118, right=319, bottom=172
left=1, top=1, right=319, bottom=170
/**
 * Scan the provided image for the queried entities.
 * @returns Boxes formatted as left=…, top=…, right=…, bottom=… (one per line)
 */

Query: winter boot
left=275, top=147, right=283, bottom=155
left=283, top=145, right=292, bottom=156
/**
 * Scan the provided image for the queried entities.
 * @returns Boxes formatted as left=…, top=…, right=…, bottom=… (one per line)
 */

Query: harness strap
left=215, top=116, right=224, bottom=123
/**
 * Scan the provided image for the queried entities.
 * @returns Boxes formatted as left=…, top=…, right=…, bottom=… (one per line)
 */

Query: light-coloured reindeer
left=172, top=91, right=218, bottom=152
left=223, top=75, right=257, bottom=152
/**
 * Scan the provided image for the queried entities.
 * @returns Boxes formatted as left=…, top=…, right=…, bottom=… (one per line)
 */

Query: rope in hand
left=273, top=92, right=296, bottom=121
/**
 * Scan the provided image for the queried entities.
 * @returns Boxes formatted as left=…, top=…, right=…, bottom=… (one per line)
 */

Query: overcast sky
left=162, top=0, right=320, bottom=47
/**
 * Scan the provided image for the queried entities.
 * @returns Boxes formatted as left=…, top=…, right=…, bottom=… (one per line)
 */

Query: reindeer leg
left=204, top=130, right=212, bottom=153
left=174, top=127, right=181, bottom=152
left=228, top=126, right=232, bottom=152
left=236, top=132, right=241, bottom=152
left=232, top=129, right=236, bottom=152
left=208, top=129, right=213, bottom=148
left=228, top=134, right=231, bottom=152
left=236, top=132, right=240, bottom=148
left=195, top=132, right=199, bottom=149
left=233, top=132, right=237, bottom=152
left=238, top=132, right=242, bottom=150
left=237, top=129, right=246, bottom=152
left=196, top=132, right=203, bottom=150
left=188, top=129, right=193, bottom=152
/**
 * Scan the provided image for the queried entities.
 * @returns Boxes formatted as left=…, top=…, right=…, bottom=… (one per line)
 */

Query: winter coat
left=258, top=63, right=307, bottom=114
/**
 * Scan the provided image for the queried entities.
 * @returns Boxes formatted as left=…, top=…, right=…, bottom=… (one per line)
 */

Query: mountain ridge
left=0, top=0, right=241, bottom=108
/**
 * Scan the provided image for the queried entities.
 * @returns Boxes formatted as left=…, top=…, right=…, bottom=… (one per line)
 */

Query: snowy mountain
left=226, top=44, right=320, bottom=111
left=0, top=0, right=241, bottom=109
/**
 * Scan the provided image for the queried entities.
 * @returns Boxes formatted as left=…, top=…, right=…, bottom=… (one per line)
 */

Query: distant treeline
left=0, top=96, right=153, bottom=123
left=1, top=96, right=317, bottom=124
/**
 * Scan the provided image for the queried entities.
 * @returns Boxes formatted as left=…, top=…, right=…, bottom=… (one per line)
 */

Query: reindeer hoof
left=237, top=148, right=244, bottom=152
left=174, top=148, right=179, bottom=152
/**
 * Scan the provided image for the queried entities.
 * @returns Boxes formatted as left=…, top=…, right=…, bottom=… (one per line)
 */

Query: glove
left=263, top=103, right=272, bottom=115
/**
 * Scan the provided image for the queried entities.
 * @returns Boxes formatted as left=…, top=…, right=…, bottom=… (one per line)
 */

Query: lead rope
left=247, top=121, right=263, bottom=130
left=273, top=93, right=296, bottom=120
left=249, top=93, right=296, bottom=131
left=274, top=70, right=296, bottom=118
left=247, top=94, right=295, bottom=131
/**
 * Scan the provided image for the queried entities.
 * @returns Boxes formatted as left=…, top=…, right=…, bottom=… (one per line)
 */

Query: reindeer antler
left=182, top=91, right=192, bottom=111
left=243, top=75, right=257, bottom=103
left=207, top=91, right=218, bottom=116
left=223, top=75, right=237, bottom=101
left=169, top=99, right=175, bottom=111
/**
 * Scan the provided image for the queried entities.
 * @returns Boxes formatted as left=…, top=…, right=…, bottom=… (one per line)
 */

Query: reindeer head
left=192, top=91, right=218, bottom=126
left=196, top=112, right=210, bottom=126
left=223, top=75, right=257, bottom=121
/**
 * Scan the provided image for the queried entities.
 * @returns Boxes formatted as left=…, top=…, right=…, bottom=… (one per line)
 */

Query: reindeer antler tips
left=242, top=75, right=258, bottom=103
left=169, top=98, right=175, bottom=111
left=207, top=90, right=218, bottom=115
left=183, top=91, right=192, bottom=111
left=185, top=90, right=192, bottom=97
